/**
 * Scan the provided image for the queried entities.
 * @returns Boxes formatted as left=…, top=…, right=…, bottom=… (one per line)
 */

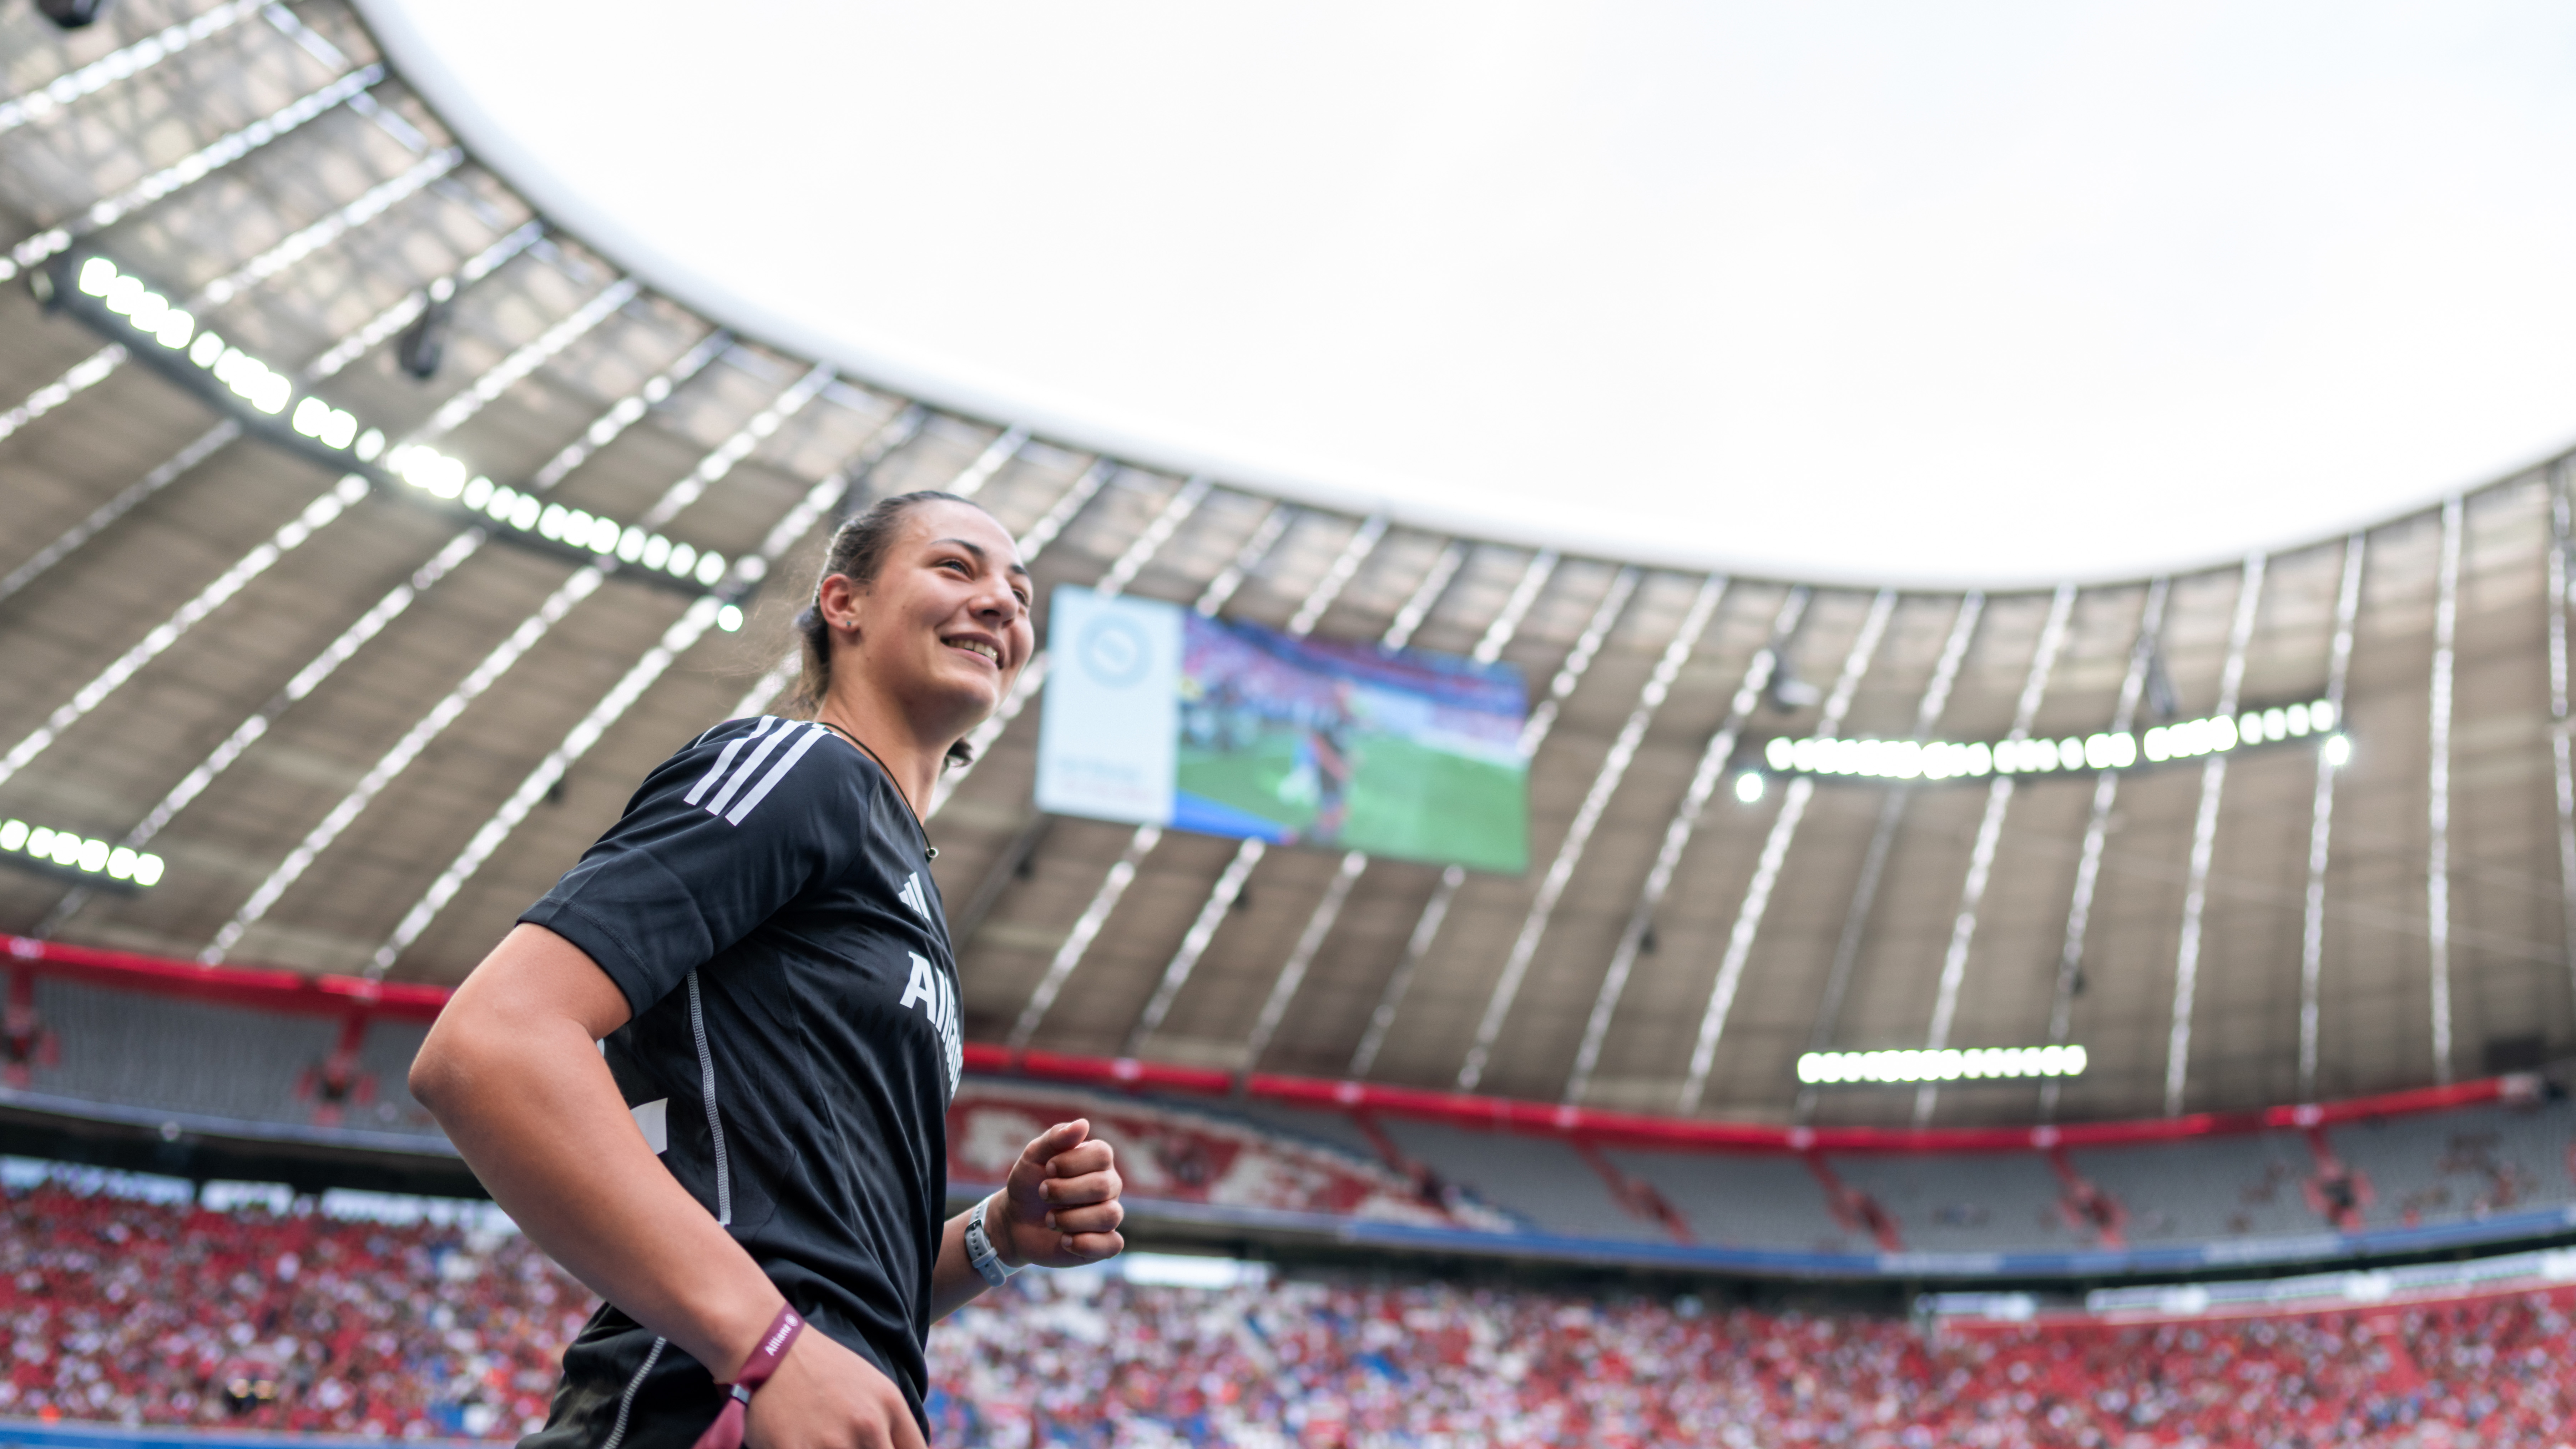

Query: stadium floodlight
left=292, top=396, right=358, bottom=450
left=79, top=255, right=195, bottom=353
left=1733, top=770, right=1764, bottom=803
left=64, top=256, right=739, bottom=593
left=379, top=441, right=728, bottom=582
left=2324, top=733, right=2352, bottom=767
left=1760, top=695, right=2339, bottom=784
left=1797, top=1044, right=2086, bottom=1084
left=0, top=818, right=161, bottom=886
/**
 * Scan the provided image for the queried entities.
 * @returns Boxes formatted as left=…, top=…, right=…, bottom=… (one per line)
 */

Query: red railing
left=4, top=933, right=2536, bottom=1154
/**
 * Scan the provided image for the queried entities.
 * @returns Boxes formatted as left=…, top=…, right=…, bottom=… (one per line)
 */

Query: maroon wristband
left=690, top=1302, right=804, bottom=1449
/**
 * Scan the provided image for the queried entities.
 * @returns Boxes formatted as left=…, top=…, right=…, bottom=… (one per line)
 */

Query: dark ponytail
left=789, top=490, right=992, bottom=769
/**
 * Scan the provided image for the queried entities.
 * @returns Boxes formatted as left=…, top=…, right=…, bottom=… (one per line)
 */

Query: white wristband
left=965, top=1192, right=1018, bottom=1288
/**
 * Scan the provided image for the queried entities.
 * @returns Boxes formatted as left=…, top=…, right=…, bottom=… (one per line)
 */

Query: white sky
left=361, top=1, right=2576, bottom=586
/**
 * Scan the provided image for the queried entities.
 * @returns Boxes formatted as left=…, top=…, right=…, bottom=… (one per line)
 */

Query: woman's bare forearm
left=928, top=1203, right=997, bottom=1323
left=411, top=924, right=780, bottom=1379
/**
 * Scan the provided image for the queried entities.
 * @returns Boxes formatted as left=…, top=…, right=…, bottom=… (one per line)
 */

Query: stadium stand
left=1606, top=1148, right=1858, bottom=1253
left=2066, top=1135, right=2334, bottom=1246
left=1812, top=1151, right=2079, bottom=1255
left=947, top=1084, right=1517, bottom=1234
left=928, top=1273, right=2576, bottom=1447
left=1368, top=1119, right=1651, bottom=1244
left=11, top=1162, right=2576, bottom=1448
left=0, top=1175, right=572, bottom=1439
left=9, top=938, right=2576, bottom=1279
left=27, top=981, right=352, bottom=1133
left=2327, top=1104, right=2571, bottom=1232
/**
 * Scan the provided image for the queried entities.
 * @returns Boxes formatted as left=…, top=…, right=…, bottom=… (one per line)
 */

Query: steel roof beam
left=0, top=221, right=539, bottom=612
left=1663, top=586, right=1822, bottom=1108
left=0, top=143, right=460, bottom=501
left=1121, top=515, right=1389, bottom=1056
left=2036, top=578, right=2168, bottom=1120
left=22, top=330, right=736, bottom=940
left=1345, top=548, right=1564, bottom=1078
left=192, top=349, right=831, bottom=966
left=1350, top=559, right=1628, bottom=1077
left=0, top=264, right=631, bottom=799
left=2427, top=498, right=2462, bottom=1084
left=1663, top=588, right=1891, bottom=1112
left=0, top=64, right=385, bottom=283
left=1912, top=582, right=2078, bottom=1125
left=2553, top=478, right=2576, bottom=1063
left=1790, top=591, right=1985, bottom=1123
left=1461, top=571, right=1730, bottom=1090
left=1232, top=541, right=1467, bottom=1073
left=2163, top=553, right=2268, bottom=1114
left=0, top=0, right=267, bottom=138
left=2297, top=536, right=2367, bottom=1098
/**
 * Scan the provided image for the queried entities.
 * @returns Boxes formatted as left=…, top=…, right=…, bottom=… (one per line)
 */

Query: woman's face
left=825, top=500, right=1035, bottom=736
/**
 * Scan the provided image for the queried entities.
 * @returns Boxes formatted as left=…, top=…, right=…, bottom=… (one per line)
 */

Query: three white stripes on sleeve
left=683, top=717, right=829, bottom=826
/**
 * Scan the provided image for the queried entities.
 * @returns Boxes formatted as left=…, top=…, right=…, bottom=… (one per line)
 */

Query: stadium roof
left=0, top=0, right=2568, bottom=1131
left=356, top=0, right=2576, bottom=587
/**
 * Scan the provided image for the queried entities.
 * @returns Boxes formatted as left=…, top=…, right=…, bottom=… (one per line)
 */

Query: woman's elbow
left=407, top=1037, right=453, bottom=1117
left=408, top=1020, right=484, bottom=1119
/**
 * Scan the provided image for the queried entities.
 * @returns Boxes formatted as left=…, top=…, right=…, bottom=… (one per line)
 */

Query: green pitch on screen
left=1176, top=728, right=1529, bottom=874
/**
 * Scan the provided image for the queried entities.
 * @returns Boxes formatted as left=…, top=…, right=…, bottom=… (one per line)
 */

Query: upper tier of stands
left=7, top=937, right=2574, bottom=1281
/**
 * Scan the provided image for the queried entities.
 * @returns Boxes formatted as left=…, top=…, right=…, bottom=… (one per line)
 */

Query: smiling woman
left=408, top=486, right=1126, bottom=1448
left=788, top=491, right=1035, bottom=785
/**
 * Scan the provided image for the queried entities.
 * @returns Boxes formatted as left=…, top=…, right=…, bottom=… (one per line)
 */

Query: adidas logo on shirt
left=898, top=871, right=930, bottom=921
left=898, top=951, right=962, bottom=1097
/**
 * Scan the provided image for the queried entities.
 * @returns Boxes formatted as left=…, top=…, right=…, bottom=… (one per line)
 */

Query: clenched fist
left=991, top=1119, right=1124, bottom=1269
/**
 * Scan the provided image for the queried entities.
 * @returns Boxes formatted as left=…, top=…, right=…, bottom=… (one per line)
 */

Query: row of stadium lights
left=75, top=257, right=742, bottom=612
left=385, top=445, right=734, bottom=593
left=1797, top=1044, right=2087, bottom=1084
left=12, top=259, right=788, bottom=907
left=1737, top=697, right=2346, bottom=802
left=0, top=820, right=162, bottom=887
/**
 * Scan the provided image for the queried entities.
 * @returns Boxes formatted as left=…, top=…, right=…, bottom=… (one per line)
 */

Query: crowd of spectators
left=0, top=1178, right=580, bottom=1438
left=928, top=1276, right=2576, bottom=1448
left=7, top=1172, right=2576, bottom=1446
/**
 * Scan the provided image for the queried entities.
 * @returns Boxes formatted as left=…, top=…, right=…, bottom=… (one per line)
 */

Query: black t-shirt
left=515, top=716, right=963, bottom=1449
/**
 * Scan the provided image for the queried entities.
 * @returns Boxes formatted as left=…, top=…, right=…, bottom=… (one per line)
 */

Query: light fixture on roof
left=1762, top=695, right=2338, bottom=783
left=79, top=254, right=194, bottom=353
left=2323, top=733, right=2352, bottom=768
left=65, top=253, right=738, bottom=599
left=0, top=818, right=161, bottom=887
left=1733, top=769, right=1765, bottom=803
left=292, top=396, right=358, bottom=450
left=1767, top=667, right=1822, bottom=714
left=34, top=0, right=113, bottom=29
left=385, top=441, right=731, bottom=584
left=395, top=280, right=454, bottom=381
left=1798, top=1044, right=2086, bottom=1084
